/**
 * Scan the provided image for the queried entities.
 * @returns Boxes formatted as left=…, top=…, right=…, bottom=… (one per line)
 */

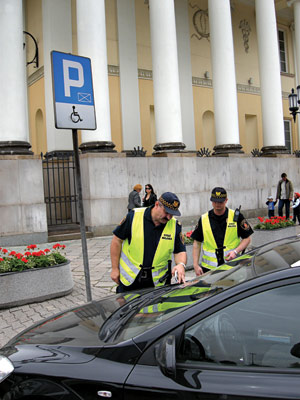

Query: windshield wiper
left=99, top=286, right=175, bottom=343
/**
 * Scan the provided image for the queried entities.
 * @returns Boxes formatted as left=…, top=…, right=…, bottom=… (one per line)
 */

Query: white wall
left=80, top=154, right=300, bottom=235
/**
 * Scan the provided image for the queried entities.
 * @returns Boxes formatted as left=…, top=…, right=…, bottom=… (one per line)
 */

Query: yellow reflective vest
left=202, top=209, right=241, bottom=270
left=119, top=208, right=176, bottom=287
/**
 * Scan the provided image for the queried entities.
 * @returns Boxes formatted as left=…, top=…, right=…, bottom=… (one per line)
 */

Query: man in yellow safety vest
left=110, top=192, right=187, bottom=293
left=191, top=187, right=253, bottom=276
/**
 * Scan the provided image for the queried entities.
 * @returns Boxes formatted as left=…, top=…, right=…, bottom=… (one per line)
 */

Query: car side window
left=178, top=283, right=300, bottom=368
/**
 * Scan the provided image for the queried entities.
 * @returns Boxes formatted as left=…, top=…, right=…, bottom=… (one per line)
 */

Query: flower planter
left=0, top=261, right=73, bottom=309
left=172, top=244, right=194, bottom=271
left=251, top=225, right=300, bottom=248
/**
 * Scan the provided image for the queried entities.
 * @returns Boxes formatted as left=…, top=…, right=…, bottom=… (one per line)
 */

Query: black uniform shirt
left=191, top=208, right=253, bottom=249
left=113, top=206, right=186, bottom=268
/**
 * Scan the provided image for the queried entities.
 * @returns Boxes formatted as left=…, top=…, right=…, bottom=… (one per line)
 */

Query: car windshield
left=109, top=238, right=300, bottom=343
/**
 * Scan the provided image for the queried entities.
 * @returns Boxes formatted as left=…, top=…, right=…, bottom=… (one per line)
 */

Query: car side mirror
left=154, top=334, right=176, bottom=379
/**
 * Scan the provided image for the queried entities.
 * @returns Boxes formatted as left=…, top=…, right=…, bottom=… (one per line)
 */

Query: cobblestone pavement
left=0, top=217, right=276, bottom=349
left=0, top=234, right=197, bottom=349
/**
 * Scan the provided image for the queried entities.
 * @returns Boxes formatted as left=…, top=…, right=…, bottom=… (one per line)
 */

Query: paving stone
left=0, top=220, right=262, bottom=349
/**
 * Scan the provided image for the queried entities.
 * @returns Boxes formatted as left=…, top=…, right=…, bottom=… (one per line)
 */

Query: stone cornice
left=27, top=66, right=44, bottom=86
left=237, top=83, right=260, bottom=94
left=27, top=64, right=291, bottom=98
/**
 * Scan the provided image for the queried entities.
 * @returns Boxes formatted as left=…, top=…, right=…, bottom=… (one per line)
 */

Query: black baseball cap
left=159, top=192, right=181, bottom=216
left=210, top=187, right=227, bottom=203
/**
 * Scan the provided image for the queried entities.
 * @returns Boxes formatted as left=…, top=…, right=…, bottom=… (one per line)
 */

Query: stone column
left=255, top=0, right=287, bottom=155
left=0, top=0, right=32, bottom=154
left=175, top=0, right=196, bottom=151
left=117, top=0, right=142, bottom=155
left=42, top=0, right=73, bottom=154
left=76, top=0, right=115, bottom=153
left=288, top=0, right=300, bottom=147
left=208, top=0, right=243, bottom=155
left=149, top=0, right=185, bottom=155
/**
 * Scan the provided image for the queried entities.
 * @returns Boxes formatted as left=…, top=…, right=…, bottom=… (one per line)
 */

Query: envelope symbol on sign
left=78, top=92, right=91, bottom=103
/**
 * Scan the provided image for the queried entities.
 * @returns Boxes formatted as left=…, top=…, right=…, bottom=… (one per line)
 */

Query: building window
left=284, top=120, right=292, bottom=153
left=278, top=29, right=287, bottom=73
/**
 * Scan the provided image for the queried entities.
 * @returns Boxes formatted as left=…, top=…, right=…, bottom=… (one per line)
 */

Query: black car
left=1, top=236, right=300, bottom=399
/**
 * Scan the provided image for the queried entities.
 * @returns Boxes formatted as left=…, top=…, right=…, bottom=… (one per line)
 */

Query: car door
left=124, top=281, right=300, bottom=399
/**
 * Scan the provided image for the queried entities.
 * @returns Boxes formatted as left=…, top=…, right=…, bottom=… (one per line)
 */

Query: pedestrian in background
left=276, top=173, right=293, bottom=219
left=292, top=192, right=300, bottom=224
left=142, top=184, right=157, bottom=207
left=191, top=187, right=253, bottom=276
left=266, top=196, right=277, bottom=218
left=127, top=184, right=142, bottom=212
left=111, top=192, right=186, bottom=293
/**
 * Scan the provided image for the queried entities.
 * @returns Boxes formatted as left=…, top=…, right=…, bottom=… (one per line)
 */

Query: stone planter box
left=251, top=225, right=300, bottom=248
left=0, top=261, right=74, bottom=309
left=172, top=244, right=194, bottom=271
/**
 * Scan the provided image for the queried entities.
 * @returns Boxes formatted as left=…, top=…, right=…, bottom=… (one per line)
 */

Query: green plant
left=0, top=243, right=67, bottom=274
left=183, top=230, right=194, bottom=245
left=254, top=216, right=295, bottom=230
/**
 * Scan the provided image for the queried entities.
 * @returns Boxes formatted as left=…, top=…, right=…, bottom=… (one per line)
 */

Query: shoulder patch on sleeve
left=180, top=232, right=185, bottom=245
left=119, top=216, right=127, bottom=226
left=240, top=219, right=250, bottom=231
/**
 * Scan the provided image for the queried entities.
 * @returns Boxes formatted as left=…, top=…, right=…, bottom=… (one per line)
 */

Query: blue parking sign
left=51, top=51, right=96, bottom=130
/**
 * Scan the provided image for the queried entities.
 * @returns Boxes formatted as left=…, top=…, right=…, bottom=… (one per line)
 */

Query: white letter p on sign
left=63, top=60, right=84, bottom=97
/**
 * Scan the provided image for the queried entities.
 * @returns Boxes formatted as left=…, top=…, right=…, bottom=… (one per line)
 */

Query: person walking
left=127, top=184, right=142, bottom=212
left=276, top=173, right=293, bottom=219
left=191, top=187, right=253, bottom=276
left=111, top=192, right=187, bottom=293
left=292, top=192, right=300, bottom=224
left=266, top=196, right=277, bottom=218
left=142, top=184, right=157, bottom=207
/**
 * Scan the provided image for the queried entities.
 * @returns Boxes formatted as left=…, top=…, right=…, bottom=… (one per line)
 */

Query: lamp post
left=289, top=86, right=300, bottom=122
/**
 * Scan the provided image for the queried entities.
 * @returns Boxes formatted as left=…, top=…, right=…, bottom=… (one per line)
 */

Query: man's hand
left=110, top=235, right=123, bottom=284
left=110, top=268, right=120, bottom=284
left=225, top=250, right=237, bottom=261
left=172, top=264, right=185, bottom=284
left=194, top=264, right=204, bottom=276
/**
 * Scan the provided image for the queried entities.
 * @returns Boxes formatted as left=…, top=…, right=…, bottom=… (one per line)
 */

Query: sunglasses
left=145, top=187, right=150, bottom=190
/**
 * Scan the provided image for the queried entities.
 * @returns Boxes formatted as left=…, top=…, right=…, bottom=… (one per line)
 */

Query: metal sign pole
left=51, top=51, right=96, bottom=303
left=72, top=129, right=92, bottom=302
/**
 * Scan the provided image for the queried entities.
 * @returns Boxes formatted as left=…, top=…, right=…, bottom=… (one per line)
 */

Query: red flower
left=32, top=252, right=38, bottom=257
left=21, top=258, right=28, bottom=263
left=2, top=249, right=8, bottom=254
left=53, top=244, right=60, bottom=249
left=16, top=253, right=23, bottom=259
left=25, top=251, right=31, bottom=256
left=9, top=251, right=16, bottom=256
left=44, top=248, right=50, bottom=253
left=0, top=258, right=3, bottom=262
left=27, top=244, right=37, bottom=250
left=258, top=217, right=264, bottom=222
left=61, top=244, right=66, bottom=249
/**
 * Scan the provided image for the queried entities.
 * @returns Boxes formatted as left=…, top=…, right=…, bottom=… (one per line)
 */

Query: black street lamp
left=289, top=86, right=300, bottom=122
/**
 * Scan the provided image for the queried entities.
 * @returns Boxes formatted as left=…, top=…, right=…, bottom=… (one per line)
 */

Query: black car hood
left=4, top=293, right=136, bottom=349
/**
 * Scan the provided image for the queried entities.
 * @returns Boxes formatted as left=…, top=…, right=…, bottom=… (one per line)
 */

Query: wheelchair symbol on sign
left=70, top=106, right=83, bottom=123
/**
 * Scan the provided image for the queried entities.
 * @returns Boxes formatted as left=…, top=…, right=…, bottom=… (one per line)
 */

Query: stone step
left=48, top=231, right=93, bottom=243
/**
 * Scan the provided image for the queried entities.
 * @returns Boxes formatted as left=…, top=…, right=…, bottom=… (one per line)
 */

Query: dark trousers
left=293, top=206, right=300, bottom=224
left=268, top=210, right=275, bottom=218
left=116, top=269, right=154, bottom=293
left=278, top=199, right=290, bottom=219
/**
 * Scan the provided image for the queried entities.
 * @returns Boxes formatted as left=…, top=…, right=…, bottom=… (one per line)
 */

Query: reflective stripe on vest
left=202, top=209, right=241, bottom=270
left=119, top=208, right=176, bottom=286
left=140, top=286, right=211, bottom=314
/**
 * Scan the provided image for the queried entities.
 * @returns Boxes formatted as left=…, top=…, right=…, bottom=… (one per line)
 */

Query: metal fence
left=42, top=151, right=79, bottom=226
